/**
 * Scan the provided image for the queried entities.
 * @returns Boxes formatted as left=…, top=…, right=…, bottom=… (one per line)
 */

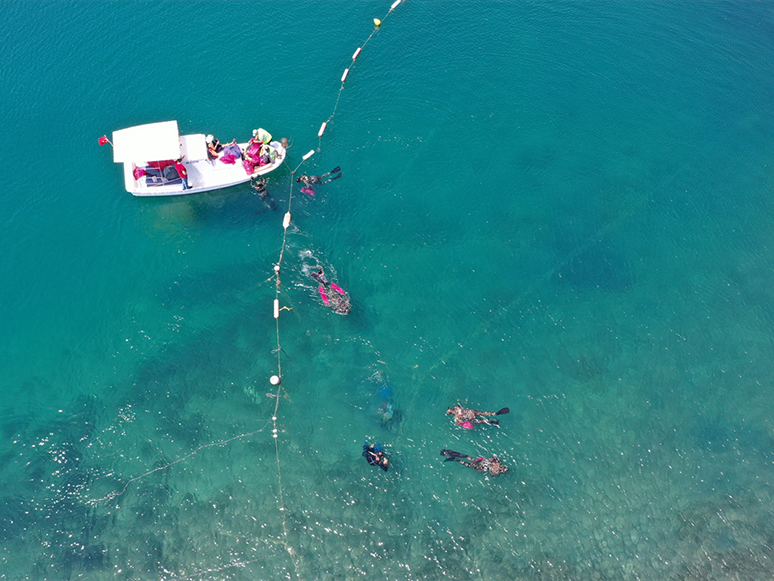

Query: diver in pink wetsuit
left=310, top=268, right=350, bottom=315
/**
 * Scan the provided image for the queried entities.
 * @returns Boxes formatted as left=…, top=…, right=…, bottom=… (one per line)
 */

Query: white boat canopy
left=180, top=134, right=208, bottom=162
left=112, top=120, right=181, bottom=163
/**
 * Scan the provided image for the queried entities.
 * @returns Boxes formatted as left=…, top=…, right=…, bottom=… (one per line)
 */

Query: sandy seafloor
left=2, top=1, right=774, bottom=580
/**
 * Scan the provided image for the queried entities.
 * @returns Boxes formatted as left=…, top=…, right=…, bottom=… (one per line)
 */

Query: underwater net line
left=83, top=3, right=406, bottom=581
left=160, top=554, right=284, bottom=581
left=86, top=424, right=274, bottom=505
left=410, top=163, right=687, bottom=389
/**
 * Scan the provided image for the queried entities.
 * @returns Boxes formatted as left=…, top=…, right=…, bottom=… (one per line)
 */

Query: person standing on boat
left=175, top=159, right=189, bottom=190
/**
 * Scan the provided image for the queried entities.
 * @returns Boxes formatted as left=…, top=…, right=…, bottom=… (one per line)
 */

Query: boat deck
left=123, top=141, right=286, bottom=197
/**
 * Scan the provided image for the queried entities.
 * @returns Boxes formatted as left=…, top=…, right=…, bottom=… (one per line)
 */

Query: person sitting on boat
left=245, top=134, right=261, bottom=160
left=245, top=129, right=272, bottom=159
left=219, top=140, right=242, bottom=165
left=363, top=442, right=389, bottom=471
left=296, top=166, right=342, bottom=195
left=243, top=131, right=268, bottom=174
left=446, top=404, right=509, bottom=429
left=174, top=158, right=189, bottom=190
left=253, top=128, right=272, bottom=145
left=206, top=134, right=222, bottom=160
left=310, top=268, right=351, bottom=315
left=440, top=450, right=508, bottom=476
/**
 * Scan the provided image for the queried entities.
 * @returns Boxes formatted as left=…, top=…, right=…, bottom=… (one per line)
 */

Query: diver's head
left=332, top=295, right=351, bottom=315
left=491, top=457, right=508, bottom=475
left=446, top=406, right=456, bottom=415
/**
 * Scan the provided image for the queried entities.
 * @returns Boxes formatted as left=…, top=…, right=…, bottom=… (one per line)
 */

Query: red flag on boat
left=98, top=135, right=110, bottom=146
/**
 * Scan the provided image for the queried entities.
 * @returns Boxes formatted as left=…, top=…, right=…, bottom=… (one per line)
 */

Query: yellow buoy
left=374, top=18, right=381, bottom=27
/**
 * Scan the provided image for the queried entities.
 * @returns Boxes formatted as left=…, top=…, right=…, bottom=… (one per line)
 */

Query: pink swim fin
left=318, top=285, right=330, bottom=306
left=330, top=282, right=346, bottom=296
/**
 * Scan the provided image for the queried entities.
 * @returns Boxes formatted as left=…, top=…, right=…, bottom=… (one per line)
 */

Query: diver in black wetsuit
left=251, top=176, right=277, bottom=211
left=296, top=166, right=342, bottom=196
left=363, top=442, right=389, bottom=471
left=296, top=166, right=342, bottom=186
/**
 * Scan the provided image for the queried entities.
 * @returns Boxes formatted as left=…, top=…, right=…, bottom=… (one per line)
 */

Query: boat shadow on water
left=136, top=179, right=285, bottom=236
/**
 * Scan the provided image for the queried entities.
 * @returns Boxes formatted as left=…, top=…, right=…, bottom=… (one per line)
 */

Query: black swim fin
left=496, top=407, right=510, bottom=415
left=330, top=166, right=341, bottom=174
left=440, top=449, right=466, bottom=460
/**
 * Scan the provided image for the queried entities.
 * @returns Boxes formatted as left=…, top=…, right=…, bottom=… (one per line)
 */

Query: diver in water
left=446, top=404, right=509, bottom=429
left=376, top=383, right=402, bottom=431
left=296, top=166, right=342, bottom=195
left=310, top=268, right=350, bottom=315
left=440, top=449, right=508, bottom=476
left=363, top=442, right=389, bottom=471
left=251, top=176, right=277, bottom=211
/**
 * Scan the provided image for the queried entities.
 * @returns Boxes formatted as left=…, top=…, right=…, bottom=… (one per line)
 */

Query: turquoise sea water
left=3, top=1, right=774, bottom=579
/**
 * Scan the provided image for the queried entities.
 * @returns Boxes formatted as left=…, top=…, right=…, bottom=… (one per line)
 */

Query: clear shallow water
left=2, top=1, right=774, bottom=579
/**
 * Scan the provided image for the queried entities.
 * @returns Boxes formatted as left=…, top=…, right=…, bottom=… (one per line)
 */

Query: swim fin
left=496, top=407, right=510, bottom=415
left=330, top=166, right=341, bottom=174
left=440, top=449, right=467, bottom=460
left=318, top=286, right=330, bottom=306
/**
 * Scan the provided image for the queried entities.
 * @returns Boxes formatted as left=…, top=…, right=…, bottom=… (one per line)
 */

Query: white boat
left=110, top=121, right=286, bottom=197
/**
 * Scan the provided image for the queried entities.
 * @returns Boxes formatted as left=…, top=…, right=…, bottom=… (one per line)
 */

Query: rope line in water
left=315, top=3, right=399, bottom=150
left=254, top=2, right=406, bottom=578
